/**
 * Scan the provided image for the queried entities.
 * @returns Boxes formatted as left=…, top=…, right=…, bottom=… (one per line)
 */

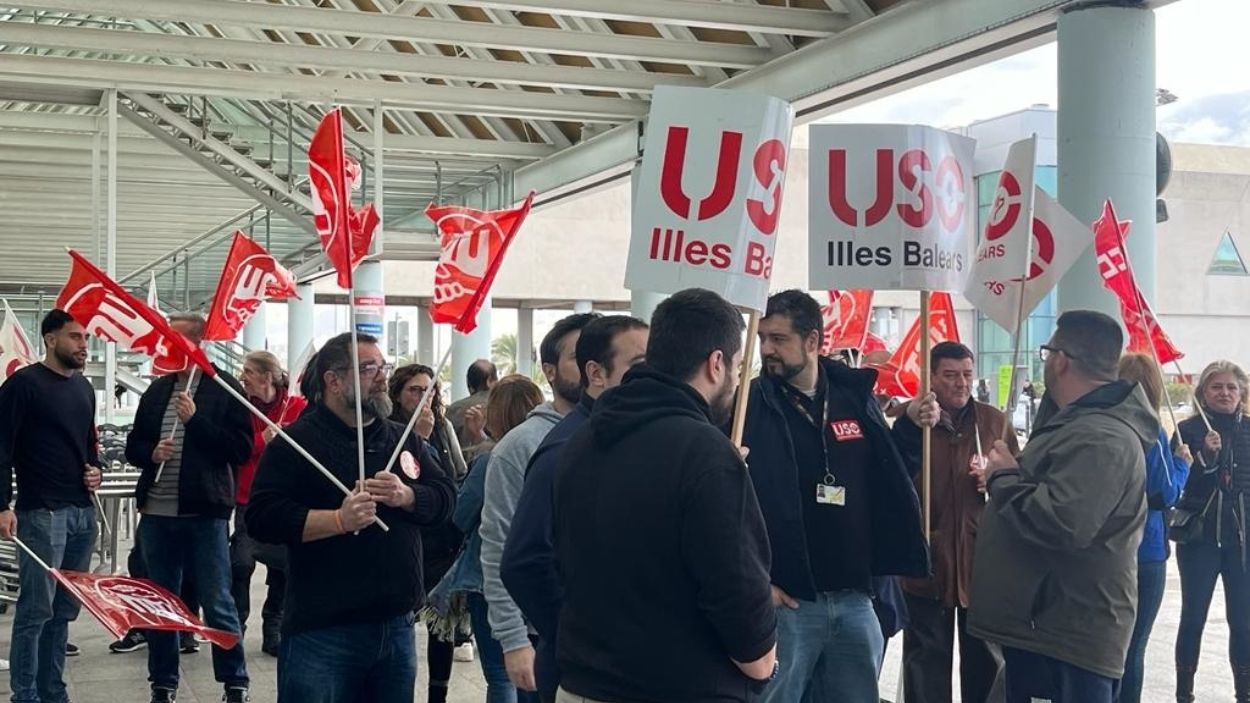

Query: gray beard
left=346, top=388, right=393, bottom=420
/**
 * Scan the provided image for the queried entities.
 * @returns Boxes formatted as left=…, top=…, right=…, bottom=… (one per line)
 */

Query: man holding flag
left=124, top=313, right=254, bottom=703
left=0, top=309, right=102, bottom=703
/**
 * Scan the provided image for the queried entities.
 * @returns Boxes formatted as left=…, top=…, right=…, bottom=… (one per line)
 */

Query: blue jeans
left=468, top=591, right=532, bottom=703
left=1176, top=539, right=1250, bottom=668
left=762, top=590, right=884, bottom=703
left=9, top=506, right=96, bottom=703
left=137, top=515, right=248, bottom=690
left=1121, top=560, right=1166, bottom=703
left=1002, top=647, right=1118, bottom=703
left=278, top=613, right=417, bottom=703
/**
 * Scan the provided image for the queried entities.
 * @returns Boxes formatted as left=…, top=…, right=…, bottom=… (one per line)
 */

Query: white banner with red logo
left=626, top=86, right=794, bottom=312
left=808, top=124, right=975, bottom=294
left=204, top=232, right=300, bottom=342
left=0, top=299, right=36, bottom=385
left=52, top=569, right=240, bottom=649
left=820, top=289, right=874, bottom=355
left=871, top=292, right=961, bottom=398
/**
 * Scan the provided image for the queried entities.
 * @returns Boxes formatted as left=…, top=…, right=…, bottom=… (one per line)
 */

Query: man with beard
left=551, top=289, right=777, bottom=702
left=125, top=312, right=253, bottom=703
left=745, top=290, right=929, bottom=703
left=246, top=332, right=456, bottom=702
left=481, top=313, right=597, bottom=698
left=0, top=310, right=102, bottom=703
left=501, top=314, right=650, bottom=701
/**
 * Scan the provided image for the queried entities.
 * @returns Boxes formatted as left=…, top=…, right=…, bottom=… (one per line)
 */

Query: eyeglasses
left=405, top=385, right=429, bottom=395
left=1038, top=344, right=1079, bottom=363
left=334, top=362, right=395, bottom=378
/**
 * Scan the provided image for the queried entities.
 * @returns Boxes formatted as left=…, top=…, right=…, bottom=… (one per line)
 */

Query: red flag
left=204, top=232, right=300, bottom=341
left=309, top=110, right=375, bottom=289
left=862, top=332, right=888, bottom=355
left=1093, top=200, right=1183, bottom=364
left=821, top=289, right=874, bottom=355
left=427, top=192, right=536, bottom=334
left=54, top=250, right=215, bottom=377
left=51, top=569, right=239, bottom=649
left=871, top=292, right=961, bottom=397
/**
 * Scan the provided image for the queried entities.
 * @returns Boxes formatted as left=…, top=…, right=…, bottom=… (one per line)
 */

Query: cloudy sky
left=823, top=0, right=1248, bottom=147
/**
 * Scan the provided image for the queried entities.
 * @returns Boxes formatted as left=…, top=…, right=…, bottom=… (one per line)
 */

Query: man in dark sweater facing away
left=246, top=332, right=456, bottom=703
left=0, top=309, right=102, bottom=703
left=552, top=288, right=777, bottom=703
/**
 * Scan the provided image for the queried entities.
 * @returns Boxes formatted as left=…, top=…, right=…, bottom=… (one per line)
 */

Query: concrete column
left=242, top=303, right=267, bottom=350
left=104, top=89, right=117, bottom=424
left=573, top=300, right=593, bottom=314
left=417, top=305, right=435, bottom=367
left=352, top=259, right=386, bottom=346
left=287, top=283, right=314, bottom=370
left=517, top=307, right=534, bottom=377
left=451, top=294, right=492, bottom=400
left=630, top=290, right=665, bottom=325
left=1056, top=4, right=1157, bottom=316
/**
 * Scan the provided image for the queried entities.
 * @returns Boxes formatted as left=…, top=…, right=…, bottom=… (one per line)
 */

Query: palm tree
left=492, top=334, right=518, bottom=375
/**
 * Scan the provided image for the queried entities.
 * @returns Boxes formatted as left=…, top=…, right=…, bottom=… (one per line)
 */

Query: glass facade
left=974, top=167, right=1059, bottom=400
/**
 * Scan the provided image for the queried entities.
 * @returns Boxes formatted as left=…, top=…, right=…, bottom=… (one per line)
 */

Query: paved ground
left=0, top=542, right=1240, bottom=702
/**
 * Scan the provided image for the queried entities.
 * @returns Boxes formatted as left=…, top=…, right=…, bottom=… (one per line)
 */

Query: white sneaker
left=453, top=642, right=474, bottom=663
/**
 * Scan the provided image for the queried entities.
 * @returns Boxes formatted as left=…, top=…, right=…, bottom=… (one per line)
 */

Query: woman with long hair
left=1116, top=354, right=1190, bottom=703
left=1174, top=360, right=1250, bottom=702
left=232, top=350, right=306, bottom=657
left=425, top=375, right=545, bottom=703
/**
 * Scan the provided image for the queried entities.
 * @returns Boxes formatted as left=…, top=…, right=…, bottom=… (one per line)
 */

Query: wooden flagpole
left=919, top=291, right=932, bottom=544
left=730, top=310, right=761, bottom=448
left=154, top=365, right=199, bottom=485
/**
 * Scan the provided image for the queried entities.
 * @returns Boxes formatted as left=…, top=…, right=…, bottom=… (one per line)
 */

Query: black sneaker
left=109, top=630, right=147, bottom=653
left=222, top=687, right=250, bottom=703
left=261, top=631, right=279, bottom=658
left=179, top=633, right=200, bottom=654
left=65, top=642, right=80, bottom=657
left=150, top=688, right=176, bottom=703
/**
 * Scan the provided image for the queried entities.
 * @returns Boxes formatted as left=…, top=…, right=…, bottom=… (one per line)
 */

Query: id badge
left=815, top=484, right=846, bottom=506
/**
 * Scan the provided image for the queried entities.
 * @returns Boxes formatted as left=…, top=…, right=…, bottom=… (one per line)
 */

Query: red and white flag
left=55, top=251, right=215, bottom=378
left=1093, top=200, right=1184, bottom=364
left=310, top=109, right=377, bottom=290
left=204, top=232, right=299, bottom=341
left=52, top=569, right=239, bottom=649
left=871, top=292, right=961, bottom=398
left=426, top=192, right=535, bottom=334
left=142, top=273, right=189, bottom=376
left=0, top=299, right=37, bottom=385
left=821, top=289, right=874, bottom=355
left=861, top=332, right=888, bottom=355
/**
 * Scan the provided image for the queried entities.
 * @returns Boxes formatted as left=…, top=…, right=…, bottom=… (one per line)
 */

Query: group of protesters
left=2, top=289, right=1250, bottom=703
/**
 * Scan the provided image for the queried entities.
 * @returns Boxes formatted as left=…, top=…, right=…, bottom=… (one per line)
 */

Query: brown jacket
left=890, top=401, right=1018, bottom=608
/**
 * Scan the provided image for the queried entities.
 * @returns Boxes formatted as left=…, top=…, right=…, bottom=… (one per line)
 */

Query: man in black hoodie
left=552, top=288, right=777, bottom=702
left=246, top=332, right=456, bottom=703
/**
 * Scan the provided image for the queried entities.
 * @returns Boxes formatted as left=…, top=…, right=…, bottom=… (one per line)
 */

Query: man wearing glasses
left=967, top=310, right=1155, bottom=703
left=247, top=332, right=457, bottom=703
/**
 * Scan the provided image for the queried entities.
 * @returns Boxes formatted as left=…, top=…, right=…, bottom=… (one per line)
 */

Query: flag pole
left=383, top=345, right=454, bottom=477
left=154, top=365, right=198, bottom=485
left=348, top=291, right=367, bottom=491
left=1175, top=360, right=1214, bottom=432
left=209, top=373, right=389, bottom=532
left=8, top=535, right=54, bottom=572
left=919, top=291, right=932, bottom=544
left=730, top=310, right=761, bottom=448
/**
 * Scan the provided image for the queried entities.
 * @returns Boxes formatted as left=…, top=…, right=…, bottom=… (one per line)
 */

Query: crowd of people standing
left=2, top=291, right=1250, bottom=703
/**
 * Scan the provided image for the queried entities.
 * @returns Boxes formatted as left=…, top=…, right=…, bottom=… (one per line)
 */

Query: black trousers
left=229, top=507, right=285, bottom=639
left=902, top=593, right=1002, bottom=703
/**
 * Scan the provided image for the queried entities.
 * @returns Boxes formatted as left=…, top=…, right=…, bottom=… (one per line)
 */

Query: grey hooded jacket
left=968, top=381, right=1157, bottom=680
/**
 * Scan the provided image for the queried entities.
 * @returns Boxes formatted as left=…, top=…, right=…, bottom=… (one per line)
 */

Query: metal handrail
left=118, top=201, right=270, bottom=285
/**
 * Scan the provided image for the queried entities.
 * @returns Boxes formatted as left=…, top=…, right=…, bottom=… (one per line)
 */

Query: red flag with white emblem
left=309, top=110, right=376, bottom=290
left=820, top=289, right=874, bottom=355
left=55, top=251, right=215, bottom=377
left=0, top=299, right=36, bottom=385
left=871, top=292, right=961, bottom=397
left=426, top=192, right=536, bottom=334
left=203, top=232, right=300, bottom=341
left=1093, top=200, right=1183, bottom=364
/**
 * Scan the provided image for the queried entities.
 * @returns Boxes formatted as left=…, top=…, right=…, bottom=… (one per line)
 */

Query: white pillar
left=630, top=290, right=665, bottom=325
left=287, top=283, right=314, bottom=369
left=104, top=89, right=118, bottom=424
left=417, top=305, right=435, bottom=367
left=242, top=303, right=267, bottom=350
left=517, top=306, right=534, bottom=377
left=1056, top=4, right=1157, bottom=316
left=573, top=300, right=593, bottom=314
left=352, top=259, right=386, bottom=346
left=451, top=294, right=491, bottom=400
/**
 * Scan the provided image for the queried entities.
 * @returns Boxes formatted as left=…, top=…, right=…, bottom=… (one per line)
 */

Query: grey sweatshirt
left=480, top=402, right=564, bottom=653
